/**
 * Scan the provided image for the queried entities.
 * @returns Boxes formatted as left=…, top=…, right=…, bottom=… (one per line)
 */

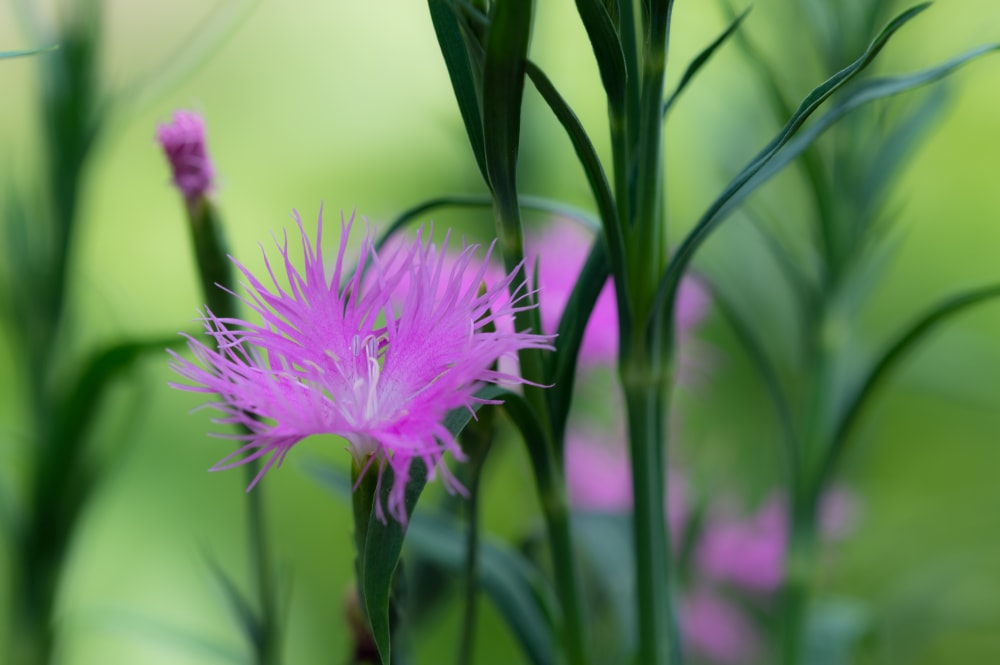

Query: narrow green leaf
left=652, top=3, right=932, bottom=344
left=31, top=336, right=188, bottom=537
left=55, top=337, right=187, bottom=451
left=0, top=44, right=57, bottom=59
left=481, top=0, right=533, bottom=230
left=524, top=61, right=627, bottom=288
left=662, top=6, right=750, bottom=117
left=548, top=238, right=611, bottom=449
left=820, top=284, right=1000, bottom=488
left=735, top=43, right=1000, bottom=221
left=574, top=0, right=627, bottom=111
left=455, top=402, right=497, bottom=665
left=521, top=60, right=629, bottom=448
left=429, top=0, right=489, bottom=180
left=500, top=391, right=556, bottom=490
left=524, top=62, right=620, bottom=235
left=405, top=512, right=558, bottom=665
left=355, top=385, right=508, bottom=664
left=363, top=460, right=428, bottom=665
left=376, top=194, right=600, bottom=254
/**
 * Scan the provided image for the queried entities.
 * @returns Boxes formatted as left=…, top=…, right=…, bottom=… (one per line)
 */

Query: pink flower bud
left=156, top=110, right=215, bottom=201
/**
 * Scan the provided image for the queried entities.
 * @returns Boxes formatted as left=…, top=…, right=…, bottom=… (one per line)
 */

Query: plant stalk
left=622, top=353, right=682, bottom=665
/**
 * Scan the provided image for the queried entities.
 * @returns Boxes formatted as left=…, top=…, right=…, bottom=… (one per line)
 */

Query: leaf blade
left=429, top=0, right=489, bottom=180
left=652, top=3, right=932, bottom=342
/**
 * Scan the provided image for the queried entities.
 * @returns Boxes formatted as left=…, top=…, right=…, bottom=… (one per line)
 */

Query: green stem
left=621, top=355, right=682, bottom=665
left=544, top=475, right=589, bottom=665
left=780, top=489, right=819, bottom=665
left=457, top=471, right=481, bottom=665
left=188, top=199, right=280, bottom=665
left=503, top=394, right=588, bottom=665
left=244, top=458, right=279, bottom=665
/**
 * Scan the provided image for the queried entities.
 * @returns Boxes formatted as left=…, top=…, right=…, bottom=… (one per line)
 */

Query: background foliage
left=2, top=1, right=1000, bottom=663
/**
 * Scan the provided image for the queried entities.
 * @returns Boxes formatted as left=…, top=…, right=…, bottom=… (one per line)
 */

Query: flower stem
left=244, top=458, right=279, bottom=665
left=543, top=474, right=589, bottom=665
left=188, top=199, right=281, bottom=664
left=457, top=471, right=481, bottom=665
left=780, top=489, right=819, bottom=665
left=622, top=356, right=683, bottom=665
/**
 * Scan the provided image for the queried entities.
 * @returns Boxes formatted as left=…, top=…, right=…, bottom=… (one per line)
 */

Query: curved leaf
left=353, top=385, right=508, bottom=664
left=375, top=194, right=601, bottom=253
left=362, top=460, right=428, bottom=665
left=574, top=0, right=627, bottom=111
left=651, top=4, right=931, bottom=343
left=429, top=0, right=488, bottom=180
left=548, top=237, right=611, bottom=449
left=482, top=0, right=533, bottom=226
left=819, top=284, right=1000, bottom=488
left=662, top=6, right=750, bottom=117
left=524, top=61, right=622, bottom=261
left=733, top=42, right=1000, bottom=223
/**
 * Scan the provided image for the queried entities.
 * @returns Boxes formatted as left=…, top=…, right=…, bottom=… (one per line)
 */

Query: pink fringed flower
left=169, top=211, right=553, bottom=522
left=156, top=110, right=215, bottom=201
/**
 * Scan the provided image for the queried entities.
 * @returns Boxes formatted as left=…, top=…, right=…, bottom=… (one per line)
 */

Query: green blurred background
left=2, top=1, right=1000, bottom=663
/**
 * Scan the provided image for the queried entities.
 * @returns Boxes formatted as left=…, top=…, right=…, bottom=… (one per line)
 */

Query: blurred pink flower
left=169, top=211, right=552, bottom=522
left=565, top=430, right=688, bottom=537
left=531, top=219, right=710, bottom=366
left=696, top=496, right=787, bottom=593
left=697, top=491, right=860, bottom=595
left=156, top=109, right=215, bottom=201
left=680, top=588, right=762, bottom=665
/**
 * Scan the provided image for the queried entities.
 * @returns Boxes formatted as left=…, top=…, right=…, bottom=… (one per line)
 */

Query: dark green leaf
left=574, top=0, right=627, bottom=111
left=481, top=0, right=533, bottom=229
left=500, top=391, right=556, bottom=492
left=652, top=4, right=931, bottom=343
left=353, top=385, right=508, bottom=664
left=405, top=512, right=558, bottom=665
left=362, top=461, right=428, bottom=665
left=429, top=0, right=489, bottom=180
left=662, top=6, right=750, bottom=117
left=548, top=237, right=611, bottom=449
left=522, top=60, right=629, bottom=449
left=524, top=60, right=626, bottom=285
